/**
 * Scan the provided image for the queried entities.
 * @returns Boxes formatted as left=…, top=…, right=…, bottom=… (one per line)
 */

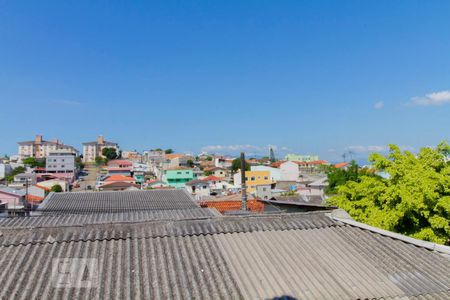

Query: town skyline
left=1, top=1, right=449, bottom=161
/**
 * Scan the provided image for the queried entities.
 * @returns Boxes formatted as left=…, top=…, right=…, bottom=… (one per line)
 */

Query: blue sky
left=1, top=1, right=449, bottom=162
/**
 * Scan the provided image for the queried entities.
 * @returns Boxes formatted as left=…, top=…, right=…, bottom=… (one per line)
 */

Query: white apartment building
left=45, top=150, right=76, bottom=173
left=82, top=135, right=119, bottom=163
left=18, top=135, right=78, bottom=160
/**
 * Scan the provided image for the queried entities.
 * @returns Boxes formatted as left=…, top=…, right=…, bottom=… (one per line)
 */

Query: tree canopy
left=164, top=149, right=174, bottom=154
left=231, top=158, right=251, bottom=172
left=5, top=166, right=26, bottom=182
left=324, top=160, right=376, bottom=194
left=101, top=147, right=118, bottom=160
left=50, top=184, right=63, bottom=193
left=22, top=157, right=45, bottom=168
left=328, top=142, right=450, bottom=245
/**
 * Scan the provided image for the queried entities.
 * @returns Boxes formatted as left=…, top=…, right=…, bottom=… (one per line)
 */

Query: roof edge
left=330, top=214, right=450, bottom=255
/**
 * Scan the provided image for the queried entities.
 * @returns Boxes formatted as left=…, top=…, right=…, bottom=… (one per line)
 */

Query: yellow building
left=234, top=170, right=272, bottom=193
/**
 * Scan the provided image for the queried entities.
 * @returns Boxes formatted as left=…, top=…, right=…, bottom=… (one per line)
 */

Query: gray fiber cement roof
left=0, top=208, right=219, bottom=229
left=0, top=211, right=449, bottom=299
left=38, top=189, right=199, bottom=214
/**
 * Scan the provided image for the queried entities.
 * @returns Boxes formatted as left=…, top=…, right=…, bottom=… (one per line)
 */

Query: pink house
left=0, top=189, right=25, bottom=209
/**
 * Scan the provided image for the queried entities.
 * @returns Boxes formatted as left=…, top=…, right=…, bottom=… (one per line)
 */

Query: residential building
left=106, top=159, right=133, bottom=176
left=36, top=179, right=69, bottom=192
left=98, top=181, right=140, bottom=191
left=144, top=180, right=170, bottom=189
left=121, top=150, right=143, bottom=162
left=233, top=170, right=272, bottom=193
left=163, top=154, right=193, bottom=169
left=18, top=135, right=77, bottom=160
left=0, top=187, right=26, bottom=213
left=204, top=166, right=229, bottom=179
left=254, top=184, right=286, bottom=200
left=11, top=173, right=37, bottom=187
left=251, top=165, right=281, bottom=181
left=45, top=150, right=76, bottom=173
left=285, top=153, right=319, bottom=162
left=163, top=168, right=194, bottom=188
left=185, top=175, right=232, bottom=199
left=279, top=161, right=300, bottom=181
left=82, top=135, right=119, bottom=163
left=214, top=156, right=233, bottom=168
left=0, top=164, right=12, bottom=180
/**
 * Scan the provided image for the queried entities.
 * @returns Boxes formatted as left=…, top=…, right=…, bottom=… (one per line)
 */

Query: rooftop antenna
left=240, top=152, right=247, bottom=211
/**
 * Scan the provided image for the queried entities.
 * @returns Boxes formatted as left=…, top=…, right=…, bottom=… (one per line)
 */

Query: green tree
left=328, top=142, right=450, bottom=245
left=186, top=159, right=194, bottom=168
left=165, top=149, right=174, bottom=154
left=95, top=156, right=106, bottom=166
left=50, top=184, right=63, bottom=193
left=75, top=156, right=85, bottom=170
left=22, top=157, right=46, bottom=168
left=102, top=147, right=118, bottom=160
left=325, top=160, right=375, bottom=194
left=5, top=166, right=26, bottom=182
left=231, top=158, right=250, bottom=172
left=206, top=156, right=213, bottom=161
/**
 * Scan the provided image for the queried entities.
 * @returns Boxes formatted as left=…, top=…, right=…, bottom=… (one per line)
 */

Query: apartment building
left=45, top=150, right=76, bottom=173
left=18, top=135, right=78, bottom=160
left=82, top=135, right=119, bottom=163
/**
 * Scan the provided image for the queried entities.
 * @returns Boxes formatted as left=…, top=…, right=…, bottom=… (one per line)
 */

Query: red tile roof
left=34, top=185, right=50, bottom=191
left=105, top=175, right=135, bottom=182
left=202, top=175, right=223, bottom=182
left=165, top=154, right=184, bottom=160
left=334, top=162, right=349, bottom=169
left=107, top=159, right=133, bottom=166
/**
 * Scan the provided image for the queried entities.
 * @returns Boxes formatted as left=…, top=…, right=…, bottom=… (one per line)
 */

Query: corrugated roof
left=0, top=208, right=219, bottom=229
left=0, top=211, right=449, bottom=299
left=38, top=189, right=199, bottom=214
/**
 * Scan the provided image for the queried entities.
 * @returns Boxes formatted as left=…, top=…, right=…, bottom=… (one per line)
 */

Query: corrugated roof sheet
left=38, top=189, right=199, bottom=214
left=0, top=211, right=449, bottom=299
left=0, top=208, right=219, bottom=229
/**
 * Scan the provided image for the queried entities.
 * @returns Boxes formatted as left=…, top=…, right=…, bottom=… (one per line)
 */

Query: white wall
left=251, top=166, right=281, bottom=181
left=280, top=161, right=300, bottom=181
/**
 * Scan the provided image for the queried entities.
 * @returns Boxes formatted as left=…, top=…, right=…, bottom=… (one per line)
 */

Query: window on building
left=264, top=176, right=268, bottom=180
left=251, top=177, right=255, bottom=181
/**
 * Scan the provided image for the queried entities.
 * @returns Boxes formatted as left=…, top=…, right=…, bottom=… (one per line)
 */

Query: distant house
left=186, top=175, right=232, bottom=199
left=233, top=170, right=272, bottom=193
left=82, top=135, right=119, bottom=163
left=285, top=154, right=320, bottom=162
left=98, top=181, right=140, bottom=191
left=250, top=166, right=281, bottom=181
left=163, top=168, right=194, bottom=188
left=334, top=162, right=350, bottom=169
left=107, top=159, right=133, bottom=176
left=204, top=167, right=229, bottom=179
left=0, top=187, right=26, bottom=211
left=36, top=179, right=70, bottom=192
left=145, top=180, right=170, bottom=189
left=18, top=135, right=78, bottom=160
left=163, top=154, right=193, bottom=169
left=279, top=161, right=300, bottom=181
left=12, top=173, right=37, bottom=187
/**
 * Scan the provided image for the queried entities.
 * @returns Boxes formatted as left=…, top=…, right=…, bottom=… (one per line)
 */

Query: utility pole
left=240, top=152, right=247, bottom=211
